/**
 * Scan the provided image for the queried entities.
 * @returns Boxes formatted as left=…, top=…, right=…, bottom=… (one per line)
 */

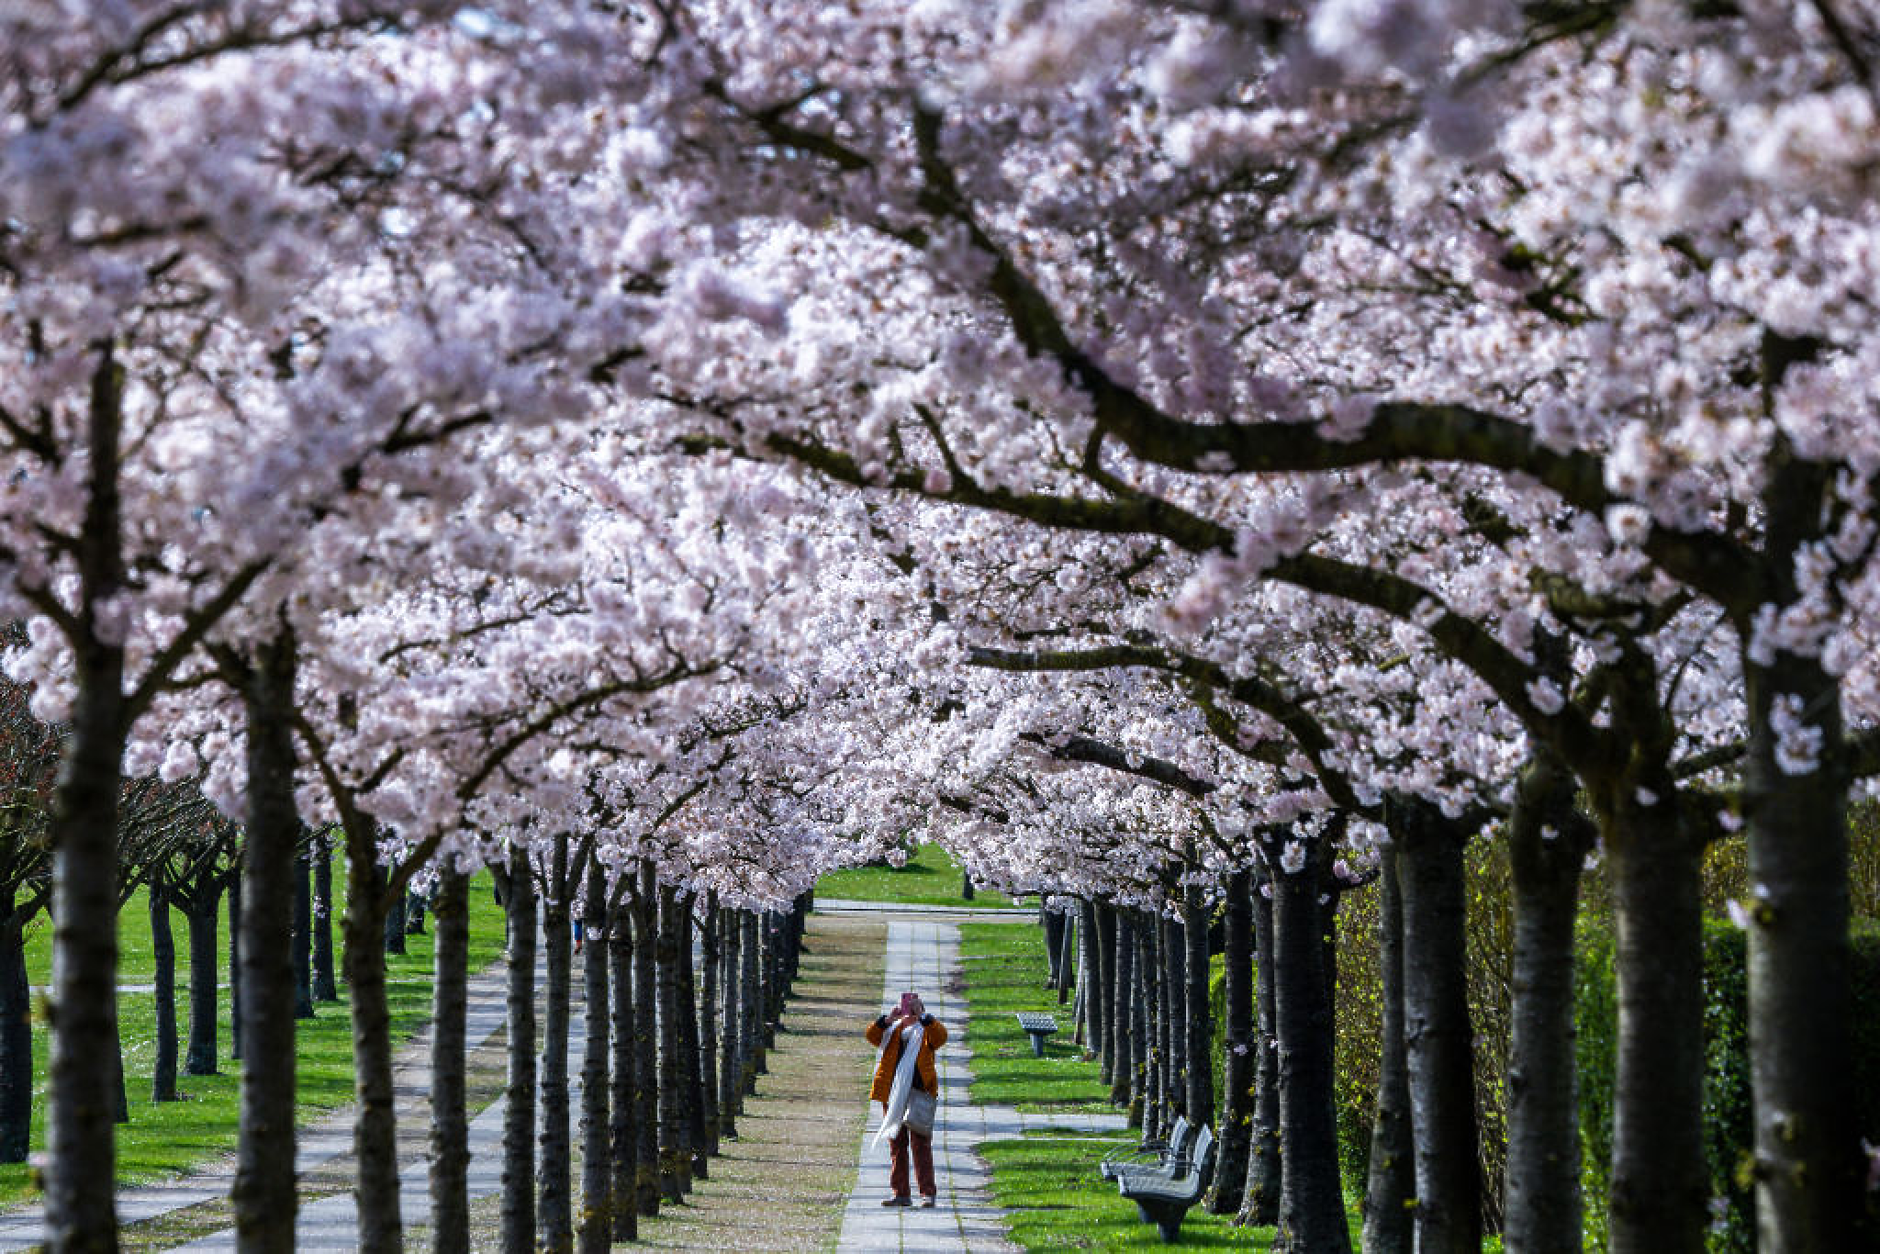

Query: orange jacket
left=866, top=1012, right=947, bottom=1104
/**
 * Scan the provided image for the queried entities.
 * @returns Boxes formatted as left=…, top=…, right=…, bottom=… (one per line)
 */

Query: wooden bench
left=1014, top=1011, right=1059, bottom=1057
left=1099, top=1114, right=1191, bottom=1182
left=1117, top=1123, right=1214, bottom=1243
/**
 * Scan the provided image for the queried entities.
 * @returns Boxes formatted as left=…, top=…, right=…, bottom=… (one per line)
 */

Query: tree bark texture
left=183, top=886, right=221, bottom=1076
left=577, top=859, right=611, bottom=1254
left=150, top=871, right=179, bottom=1102
left=1182, top=876, right=1214, bottom=1130
left=677, top=898, right=708, bottom=1180
left=1160, top=912, right=1184, bottom=1120
left=538, top=836, right=574, bottom=1254
left=1396, top=814, right=1480, bottom=1254
left=231, top=632, right=301, bottom=1254
left=1042, top=909, right=1065, bottom=987
left=1209, top=869, right=1253, bottom=1216
left=429, top=866, right=470, bottom=1254
left=632, top=866, right=661, bottom=1217
left=1097, top=902, right=1116, bottom=1085
left=608, top=902, right=638, bottom=1242
left=1078, top=898, right=1105, bottom=1058
left=501, top=846, right=537, bottom=1254
left=1238, top=868, right=1282, bottom=1228
left=292, top=849, right=313, bottom=1020
left=1110, top=909, right=1135, bottom=1110
left=1362, top=847, right=1415, bottom=1254
left=0, top=910, right=29, bottom=1163
left=740, top=909, right=762, bottom=1086
left=342, top=822, right=400, bottom=1254
left=228, top=874, right=242, bottom=1063
left=699, top=893, right=721, bottom=1157
left=656, top=883, right=690, bottom=1202
left=717, top=906, right=741, bottom=1137
left=1267, top=836, right=1351, bottom=1254
left=311, top=834, right=337, bottom=1002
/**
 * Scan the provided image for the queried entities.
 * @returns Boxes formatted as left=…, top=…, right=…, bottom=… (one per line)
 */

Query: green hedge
left=1576, top=916, right=1880, bottom=1250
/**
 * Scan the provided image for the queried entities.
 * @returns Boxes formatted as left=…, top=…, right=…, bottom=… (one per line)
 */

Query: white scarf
left=873, top=1019, right=924, bottom=1147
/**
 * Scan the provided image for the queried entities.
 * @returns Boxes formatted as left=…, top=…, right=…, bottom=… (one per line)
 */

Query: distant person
left=866, top=990, right=947, bottom=1208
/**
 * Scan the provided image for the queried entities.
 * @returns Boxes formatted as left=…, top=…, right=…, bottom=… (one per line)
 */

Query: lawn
left=0, top=862, right=506, bottom=1210
left=957, top=921, right=1111, bottom=1114
left=816, top=842, right=1034, bottom=908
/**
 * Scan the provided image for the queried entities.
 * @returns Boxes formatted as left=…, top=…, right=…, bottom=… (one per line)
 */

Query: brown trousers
left=888, top=1124, right=935, bottom=1198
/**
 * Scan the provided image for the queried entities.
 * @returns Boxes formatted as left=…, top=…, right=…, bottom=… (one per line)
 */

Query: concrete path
left=835, top=918, right=1126, bottom=1254
left=0, top=959, right=514, bottom=1253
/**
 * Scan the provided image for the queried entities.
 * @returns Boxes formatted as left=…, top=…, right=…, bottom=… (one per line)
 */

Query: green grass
left=980, top=1134, right=1272, bottom=1249
left=958, top=921, right=1111, bottom=1114
left=815, top=842, right=1034, bottom=908
left=0, top=863, right=505, bottom=1209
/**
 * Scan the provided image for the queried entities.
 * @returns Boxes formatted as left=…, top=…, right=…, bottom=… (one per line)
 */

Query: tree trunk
left=1110, top=910, right=1135, bottom=1110
left=699, top=893, right=721, bottom=1158
left=656, top=883, right=690, bottom=1202
left=677, top=897, right=708, bottom=1180
left=1182, top=876, right=1214, bottom=1130
left=231, top=631, right=301, bottom=1254
left=382, top=871, right=407, bottom=956
left=1078, top=898, right=1105, bottom=1058
left=577, top=859, right=611, bottom=1254
left=1097, top=902, right=1116, bottom=1085
left=740, top=909, right=763, bottom=1086
left=429, top=866, right=470, bottom=1254
left=632, top=865, right=661, bottom=1217
left=1744, top=646, right=1860, bottom=1251
left=343, top=821, right=401, bottom=1253
left=717, top=907, right=741, bottom=1138
left=1266, top=835, right=1350, bottom=1254
left=1502, top=754, right=1591, bottom=1254
left=1238, top=869, right=1282, bottom=1228
left=229, top=873, right=243, bottom=1062
left=43, top=354, right=129, bottom=1250
left=1396, top=811, right=1480, bottom=1254
left=1210, top=869, right=1253, bottom=1215
left=1057, top=909, right=1076, bottom=1005
left=1160, top=911, right=1183, bottom=1119
left=501, top=845, right=537, bottom=1254
left=150, top=869, right=179, bottom=1102
left=292, top=848, right=313, bottom=1020
left=0, top=909, right=29, bottom=1163
left=1043, top=909, right=1064, bottom=987
left=1128, top=913, right=1149, bottom=1131
left=608, top=901, right=638, bottom=1242
left=538, top=834, right=574, bottom=1254
left=184, top=887, right=221, bottom=1076
left=1139, top=915, right=1163, bottom=1141
left=1362, top=847, right=1415, bottom=1254
left=312, top=833, right=337, bottom=1002
left=1603, top=793, right=1707, bottom=1254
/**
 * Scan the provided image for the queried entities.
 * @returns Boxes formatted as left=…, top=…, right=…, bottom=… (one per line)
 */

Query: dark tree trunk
left=501, top=845, right=537, bottom=1254
left=717, top=906, right=741, bottom=1138
left=677, top=897, right=708, bottom=1180
left=1603, top=793, right=1707, bottom=1254
left=577, top=859, right=611, bottom=1254
left=1042, top=909, right=1065, bottom=988
left=1097, top=902, right=1116, bottom=1085
left=1238, top=869, right=1282, bottom=1228
left=1110, top=910, right=1135, bottom=1111
left=292, top=848, right=313, bottom=1020
left=1362, top=847, right=1415, bottom=1254
left=961, top=870, right=974, bottom=901
left=1128, top=913, right=1149, bottom=1131
left=1057, top=908, right=1076, bottom=1005
left=1078, top=898, right=1105, bottom=1058
left=656, top=883, right=691, bottom=1201
left=1182, top=876, right=1214, bottom=1130
left=151, top=870, right=179, bottom=1102
left=1266, top=835, right=1350, bottom=1254
left=1160, top=911, right=1183, bottom=1119
left=312, top=833, right=337, bottom=1002
left=43, top=356, right=129, bottom=1251
left=1503, top=754, right=1592, bottom=1254
left=231, top=631, right=302, bottom=1254
left=0, top=909, right=30, bottom=1163
left=1396, top=812, right=1480, bottom=1254
left=429, top=867, right=471, bottom=1254
left=740, top=909, right=763, bottom=1086
left=1745, top=645, right=1860, bottom=1251
left=229, top=873, right=242, bottom=1062
left=1210, top=869, right=1253, bottom=1215
left=112, top=1024, right=128, bottom=1124
left=608, top=902, right=638, bottom=1242
left=1139, top=915, right=1162, bottom=1141
left=538, top=836, right=574, bottom=1254
left=382, top=872, right=407, bottom=956
left=406, top=891, right=425, bottom=935
left=342, top=820, right=401, bottom=1253
left=699, top=893, right=721, bottom=1158
left=183, top=886, right=221, bottom=1076
left=632, top=865, right=661, bottom=1217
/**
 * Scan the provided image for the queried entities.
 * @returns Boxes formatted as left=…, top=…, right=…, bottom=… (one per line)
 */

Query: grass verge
left=815, top=843, right=1034, bottom=908
left=957, top=921, right=1109, bottom=1114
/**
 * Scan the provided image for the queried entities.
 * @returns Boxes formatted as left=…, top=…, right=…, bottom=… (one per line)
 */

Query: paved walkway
left=0, top=960, right=515, bottom=1253
left=836, top=918, right=1126, bottom=1253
